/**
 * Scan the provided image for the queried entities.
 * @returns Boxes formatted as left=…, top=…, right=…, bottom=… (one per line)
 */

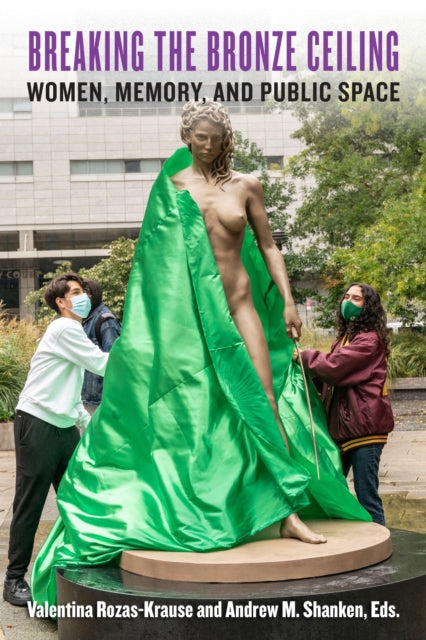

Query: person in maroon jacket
left=299, top=283, right=394, bottom=525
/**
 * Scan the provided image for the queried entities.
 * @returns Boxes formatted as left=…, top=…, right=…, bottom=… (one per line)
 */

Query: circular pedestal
left=56, top=529, right=426, bottom=640
left=120, top=520, right=392, bottom=582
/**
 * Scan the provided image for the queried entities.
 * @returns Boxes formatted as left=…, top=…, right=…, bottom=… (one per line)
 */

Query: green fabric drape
left=31, top=148, right=370, bottom=608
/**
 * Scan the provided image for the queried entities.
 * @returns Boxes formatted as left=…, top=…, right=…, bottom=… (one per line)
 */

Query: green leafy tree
left=281, top=71, right=425, bottom=324
left=284, top=244, right=327, bottom=305
left=25, top=261, right=73, bottom=321
left=80, top=237, right=137, bottom=318
left=288, top=77, right=424, bottom=248
left=328, top=155, right=426, bottom=324
left=25, top=237, right=136, bottom=320
left=233, top=131, right=296, bottom=233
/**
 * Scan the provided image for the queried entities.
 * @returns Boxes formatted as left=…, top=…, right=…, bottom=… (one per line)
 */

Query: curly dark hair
left=336, top=282, right=391, bottom=357
left=180, top=98, right=234, bottom=186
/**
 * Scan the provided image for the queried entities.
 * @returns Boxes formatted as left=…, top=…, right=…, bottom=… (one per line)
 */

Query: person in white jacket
left=3, top=272, right=110, bottom=607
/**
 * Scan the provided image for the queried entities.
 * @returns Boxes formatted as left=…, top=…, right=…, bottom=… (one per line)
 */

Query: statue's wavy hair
left=180, top=99, right=234, bottom=186
left=336, top=282, right=391, bottom=357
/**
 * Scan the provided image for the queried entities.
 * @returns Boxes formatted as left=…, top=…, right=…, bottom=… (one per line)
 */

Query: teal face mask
left=341, top=299, right=363, bottom=322
left=69, top=293, right=92, bottom=319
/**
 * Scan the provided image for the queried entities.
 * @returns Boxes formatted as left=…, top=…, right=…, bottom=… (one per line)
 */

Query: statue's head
left=180, top=98, right=234, bottom=185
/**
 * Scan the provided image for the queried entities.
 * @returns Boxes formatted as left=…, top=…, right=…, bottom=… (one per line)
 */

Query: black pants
left=6, top=410, right=80, bottom=580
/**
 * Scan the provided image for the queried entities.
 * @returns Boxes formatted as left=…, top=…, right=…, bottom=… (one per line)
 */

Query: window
left=34, top=228, right=140, bottom=250
left=265, top=156, right=283, bottom=170
left=0, top=232, right=19, bottom=251
left=124, top=160, right=140, bottom=173
left=0, top=161, right=33, bottom=176
left=70, top=159, right=164, bottom=175
left=13, top=99, right=32, bottom=113
left=0, top=98, right=32, bottom=114
left=140, top=159, right=162, bottom=173
left=0, top=99, right=13, bottom=113
left=70, top=160, right=125, bottom=174
left=0, top=272, right=19, bottom=311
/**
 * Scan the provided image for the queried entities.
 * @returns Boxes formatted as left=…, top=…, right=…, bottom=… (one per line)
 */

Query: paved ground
left=0, top=396, right=425, bottom=639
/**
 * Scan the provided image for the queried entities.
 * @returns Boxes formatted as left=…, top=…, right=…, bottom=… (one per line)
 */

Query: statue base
left=56, top=527, right=426, bottom=640
left=120, top=520, right=391, bottom=582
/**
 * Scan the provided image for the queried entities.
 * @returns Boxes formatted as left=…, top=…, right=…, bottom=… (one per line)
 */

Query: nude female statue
left=171, top=99, right=326, bottom=544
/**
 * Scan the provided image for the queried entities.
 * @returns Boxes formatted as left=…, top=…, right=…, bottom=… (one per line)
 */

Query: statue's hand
left=284, top=303, right=302, bottom=341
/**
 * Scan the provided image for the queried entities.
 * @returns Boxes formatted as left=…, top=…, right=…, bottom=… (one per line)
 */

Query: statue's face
left=186, top=118, right=224, bottom=163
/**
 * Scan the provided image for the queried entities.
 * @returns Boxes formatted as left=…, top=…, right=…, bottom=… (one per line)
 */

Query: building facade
left=0, top=30, right=304, bottom=317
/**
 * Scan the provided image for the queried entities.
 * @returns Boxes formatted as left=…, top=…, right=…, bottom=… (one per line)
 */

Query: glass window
left=86, top=107, right=103, bottom=116
left=0, top=99, right=13, bottom=113
left=0, top=98, right=32, bottom=114
left=70, top=158, right=164, bottom=175
left=125, top=160, right=141, bottom=173
left=16, top=161, right=33, bottom=176
left=13, top=99, right=32, bottom=113
left=106, top=160, right=124, bottom=173
left=0, top=163, right=14, bottom=176
left=34, top=228, right=140, bottom=250
left=105, top=108, right=123, bottom=116
left=0, top=232, right=19, bottom=251
left=89, top=160, right=107, bottom=174
left=140, top=159, right=162, bottom=173
left=70, top=161, right=89, bottom=174
left=265, top=156, right=283, bottom=169
left=0, top=273, right=19, bottom=311
left=0, top=161, right=33, bottom=176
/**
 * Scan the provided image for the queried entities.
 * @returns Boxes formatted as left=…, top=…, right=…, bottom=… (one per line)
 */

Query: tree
left=283, top=246, right=328, bottom=304
left=25, top=237, right=136, bottom=320
left=328, top=154, right=426, bottom=324
left=25, top=261, right=74, bottom=320
left=80, top=237, right=137, bottom=318
left=233, top=131, right=296, bottom=233
left=288, top=78, right=424, bottom=248
left=281, top=71, right=425, bottom=324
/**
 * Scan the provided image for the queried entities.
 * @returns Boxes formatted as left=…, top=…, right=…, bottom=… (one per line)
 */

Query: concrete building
left=0, top=29, right=304, bottom=318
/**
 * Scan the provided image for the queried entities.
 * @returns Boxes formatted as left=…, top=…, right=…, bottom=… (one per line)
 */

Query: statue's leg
left=231, top=301, right=327, bottom=545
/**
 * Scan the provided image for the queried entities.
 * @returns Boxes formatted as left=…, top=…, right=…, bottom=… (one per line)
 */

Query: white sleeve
left=55, top=322, right=109, bottom=376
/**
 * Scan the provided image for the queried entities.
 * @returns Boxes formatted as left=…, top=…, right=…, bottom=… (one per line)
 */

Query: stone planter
left=0, top=421, right=14, bottom=450
left=388, top=377, right=426, bottom=401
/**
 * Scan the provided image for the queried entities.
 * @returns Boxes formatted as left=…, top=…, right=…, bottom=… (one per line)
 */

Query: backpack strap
left=94, top=312, right=120, bottom=345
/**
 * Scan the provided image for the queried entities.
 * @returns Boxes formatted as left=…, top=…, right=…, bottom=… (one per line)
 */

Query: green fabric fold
left=31, top=147, right=370, bottom=608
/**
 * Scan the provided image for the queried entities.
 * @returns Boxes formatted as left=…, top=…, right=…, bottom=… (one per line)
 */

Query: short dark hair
left=44, top=272, right=85, bottom=313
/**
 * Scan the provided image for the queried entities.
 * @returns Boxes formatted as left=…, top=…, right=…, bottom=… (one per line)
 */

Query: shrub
left=388, top=331, right=426, bottom=379
left=0, top=310, right=42, bottom=421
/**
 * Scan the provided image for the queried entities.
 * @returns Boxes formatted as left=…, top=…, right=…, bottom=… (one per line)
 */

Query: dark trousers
left=341, top=443, right=385, bottom=526
left=6, top=410, right=80, bottom=580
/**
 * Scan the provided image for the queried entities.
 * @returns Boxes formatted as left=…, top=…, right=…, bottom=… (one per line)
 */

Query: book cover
left=0, top=1, right=424, bottom=638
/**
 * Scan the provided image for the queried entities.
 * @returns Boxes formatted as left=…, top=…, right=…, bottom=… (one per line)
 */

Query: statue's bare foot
left=280, top=513, right=327, bottom=544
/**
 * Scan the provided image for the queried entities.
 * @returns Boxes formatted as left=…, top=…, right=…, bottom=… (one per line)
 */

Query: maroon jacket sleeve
left=301, top=333, right=381, bottom=387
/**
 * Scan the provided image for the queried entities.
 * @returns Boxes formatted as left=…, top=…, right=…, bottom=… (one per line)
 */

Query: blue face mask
left=68, top=293, right=92, bottom=319
left=341, top=299, right=363, bottom=322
